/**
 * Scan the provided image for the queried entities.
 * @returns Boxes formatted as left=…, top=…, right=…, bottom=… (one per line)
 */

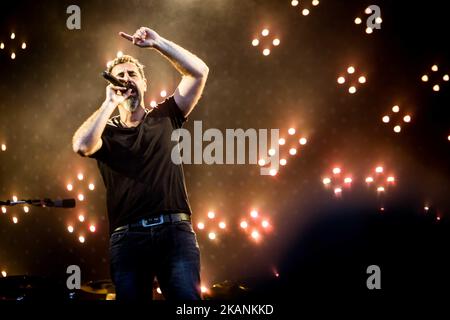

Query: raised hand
left=119, top=27, right=160, bottom=48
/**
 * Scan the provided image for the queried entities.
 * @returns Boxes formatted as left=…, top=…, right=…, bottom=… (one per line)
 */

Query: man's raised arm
left=120, top=27, right=209, bottom=117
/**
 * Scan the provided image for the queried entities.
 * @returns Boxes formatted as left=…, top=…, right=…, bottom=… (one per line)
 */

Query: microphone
left=102, top=71, right=133, bottom=89
left=44, top=198, right=76, bottom=208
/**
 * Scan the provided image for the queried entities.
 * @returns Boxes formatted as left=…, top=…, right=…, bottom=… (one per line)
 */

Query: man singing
left=72, top=27, right=209, bottom=301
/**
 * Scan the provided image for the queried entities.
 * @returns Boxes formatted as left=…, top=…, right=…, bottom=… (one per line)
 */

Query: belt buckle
left=141, top=215, right=164, bottom=227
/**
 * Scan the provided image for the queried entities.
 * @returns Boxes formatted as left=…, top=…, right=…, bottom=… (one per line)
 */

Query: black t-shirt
left=88, top=96, right=192, bottom=233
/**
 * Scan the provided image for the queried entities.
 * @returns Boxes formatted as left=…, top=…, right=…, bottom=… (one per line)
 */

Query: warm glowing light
left=0, top=43, right=4, bottom=49
left=67, top=225, right=74, bottom=233
left=403, top=115, right=411, bottom=123
left=89, top=225, right=96, bottom=232
left=354, top=17, right=362, bottom=25
left=201, top=286, right=208, bottom=293
left=421, top=75, right=429, bottom=82
left=23, top=206, right=29, bottom=213
left=268, top=148, right=276, bottom=156
left=377, top=186, right=385, bottom=192
left=116, top=51, right=123, bottom=58
left=207, top=211, right=215, bottom=219
left=348, top=86, right=357, bottom=94
left=291, top=0, right=299, bottom=6
left=289, top=148, right=297, bottom=155
left=278, top=138, right=286, bottom=145
left=10, top=33, right=15, bottom=39
left=375, top=17, right=383, bottom=24
left=262, top=220, right=269, bottom=228
left=252, top=39, right=259, bottom=46
left=280, top=159, right=287, bottom=166
left=251, top=230, right=260, bottom=239
left=312, top=0, right=320, bottom=6
left=424, top=206, right=429, bottom=211
left=394, top=125, right=401, bottom=133
left=77, top=173, right=84, bottom=181
left=344, top=177, right=352, bottom=184
left=365, top=177, right=374, bottom=183
left=78, top=215, right=85, bottom=222
left=431, top=65, right=438, bottom=72
left=436, top=216, right=441, bottom=221
left=392, top=105, right=400, bottom=113
left=208, top=232, right=216, bottom=240
left=387, top=176, right=395, bottom=183
left=365, top=7, right=372, bottom=14
left=258, top=159, right=266, bottom=166
left=433, top=84, right=440, bottom=92
left=261, top=29, right=269, bottom=36
left=78, top=194, right=85, bottom=201
left=323, top=177, right=331, bottom=185
left=1, top=207, right=6, bottom=214
left=12, top=196, right=18, bottom=202
left=269, top=169, right=277, bottom=176
left=79, top=236, right=85, bottom=243
left=375, top=166, right=383, bottom=173
left=272, top=38, right=280, bottom=46
left=299, top=137, right=307, bottom=145
left=358, top=76, right=366, bottom=84
left=250, top=210, right=259, bottom=218
left=150, top=100, right=157, bottom=108
left=443, top=74, right=449, bottom=81
left=156, top=287, right=162, bottom=294
left=382, top=115, right=390, bottom=123
left=334, top=188, right=342, bottom=195
left=197, top=222, right=205, bottom=230
left=347, top=66, right=355, bottom=74
left=1, top=271, right=7, bottom=277
left=160, top=90, right=167, bottom=97
left=366, top=27, right=373, bottom=34
left=12, top=216, right=18, bottom=224
left=88, top=183, right=95, bottom=190
left=219, top=222, right=226, bottom=229
left=11, top=53, right=16, bottom=60
left=288, top=128, right=296, bottom=135
left=21, top=42, right=26, bottom=49
left=337, top=76, right=346, bottom=84
left=1, top=144, right=6, bottom=151
left=240, top=221, right=248, bottom=229
left=302, top=9, right=310, bottom=16
left=332, top=167, right=341, bottom=175
left=262, top=49, right=271, bottom=56
left=67, top=184, right=73, bottom=191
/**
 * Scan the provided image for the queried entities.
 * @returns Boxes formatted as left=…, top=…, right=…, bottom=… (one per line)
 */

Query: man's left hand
left=119, top=27, right=160, bottom=48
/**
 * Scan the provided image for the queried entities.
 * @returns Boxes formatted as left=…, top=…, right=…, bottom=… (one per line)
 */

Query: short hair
left=106, top=54, right=146, bottom=81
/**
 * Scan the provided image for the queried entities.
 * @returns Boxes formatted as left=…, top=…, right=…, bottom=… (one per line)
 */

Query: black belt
left=113, top=213, right=191, bottom=233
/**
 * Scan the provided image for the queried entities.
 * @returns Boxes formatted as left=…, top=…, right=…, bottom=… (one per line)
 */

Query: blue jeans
left=109, top=220, right=201, bottom=301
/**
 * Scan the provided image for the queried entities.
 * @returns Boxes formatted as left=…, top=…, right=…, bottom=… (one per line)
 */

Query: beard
left=122, top=95, right=140, bottom=112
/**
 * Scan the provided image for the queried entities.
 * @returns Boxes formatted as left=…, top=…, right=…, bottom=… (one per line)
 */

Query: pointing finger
left=119, top=32, right=133, bottom=41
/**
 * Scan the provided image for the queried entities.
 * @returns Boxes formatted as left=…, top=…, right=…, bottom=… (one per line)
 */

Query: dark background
left=0, top=0, right=449, bottom=298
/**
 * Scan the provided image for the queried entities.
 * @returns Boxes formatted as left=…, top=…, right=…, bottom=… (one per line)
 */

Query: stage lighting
left=12, top=216, right=18, bottom=224
left=11, top=53, right=16, bottom=60
left=1, top=144, right=6, bottom=151
left=349, top=86, right=357, bottom=94
left=156, top=287, right=162, bottom=294
left=2, top=271, right=7, bottom=277
left=382, top=116, right=390, bottom=123
left=280, top=158, right=287, bottom=166
left=323, top=177, right=331, bottom=185
left=201, top=286, right=208, bottom=293
left=377, top=186, right=385, bottom=192
left=354, top=17, right=362, bottom=25
left=332, top=167, right=341, bottom=174
left=89, top=225, right=96, bottom=232
left=268, top=148, right=276, bottom=156
left=1, top=207, right=6, bottom=213
left=312, top=0, right=320, bottom=6
left=219, top=222, right=226, bottom=229
left=251, top=230, right=260, bottom=239
left=289, top=148, right=297, bottom=155
left=444, top=75, right=449, bottom=81
left=421, top=75, right=429, bottom=82
left=150, top=100, right=157, bottom=107
left=334, top=187, right=342, bottom=195
left=302, top=9, right=310, bottom=16
left=392, top=105, right=400, bottom=113
left=358, top=76, right=366, bottom=84
left=77, top=194, right=84, bottom=201
left=197, top=222, right=205, bottom=230
left=262, top=220, right=269, bottom=228
left=78, top=214, right=85, bottom=222
left=67, top=183, right=73, bottom=191
left=261, top=29, right=269, bottom=36
left=344, top=177, right=352, bottom=184
left=23, top=206, right=29, bottom=213
left=269, top=169, right=277, bottom=176
left=263, top=49, right=271, bottom=56
left=337, top=76, right=345, bottom=84
left=67, top=225, right=74, bottom=233
left=433, top=85, right=440, bottom=92
left=366, top=177, right=374, bottom=183
left=365, top=27, right=373, bottom=34
left=272, top=38, right=280, bottom=46
left=431, top=65, right=438, bottom=72
left=160, top=90, right=167, bottom=97
left=208, top=232, right=216, bottom=240
left=387, top=176, right=395, bottom=183
left=252, top=39, right=259, bottom=46
left=278, top=138, right=286, bottom=145
left=394, top=125, right=401, bottom=133
left=258, top=159, right=266, bottom=166
left=12, top=196, right=18, bottom=202
left=88, top=183, right=95, bottom=190
left=288, top=128, right=296, bottom=135
left=21, top=42, right=26, bottom=49
left=375, top=166, right=383, bottom=173
left=78, top=236, right=85, bottom=243
left=347, top=66, right=355, bottom=74
left=10, top=33, right=15, bottom=39
left=421, top=64, right=448, bottom=92
left=240, top=221, right=248, bottom=229
left=0, top=42, right=4, bottom=49
left=116, top=51, right=123, bottom=58
left=77, top=173, right=84, bottom=181
left=250, top=210, right=258, bottom=218
left=207, top=211, right=215, bottom=219
left=299, top=137, right=307, bottom=145
left=375, top=17, right=383, bottom=24
left=403, top=115, right=411, bottom=123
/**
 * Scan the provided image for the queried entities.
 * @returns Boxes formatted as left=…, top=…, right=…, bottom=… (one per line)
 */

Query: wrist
left=152, top=35, right=166, bottom=51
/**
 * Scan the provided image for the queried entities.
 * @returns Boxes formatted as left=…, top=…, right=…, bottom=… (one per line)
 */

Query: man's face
left=111, top=62, right=147, bottom=111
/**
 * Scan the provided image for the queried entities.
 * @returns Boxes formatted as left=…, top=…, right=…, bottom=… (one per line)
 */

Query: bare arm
left=120, top=27, right=209, bottom=116
left=72, top=85, right=131, bottom=156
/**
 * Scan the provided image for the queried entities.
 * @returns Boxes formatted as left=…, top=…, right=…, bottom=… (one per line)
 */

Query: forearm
left=153, top=36, right=209, bottom=78
left=72, top=101, right=116, bottom=156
